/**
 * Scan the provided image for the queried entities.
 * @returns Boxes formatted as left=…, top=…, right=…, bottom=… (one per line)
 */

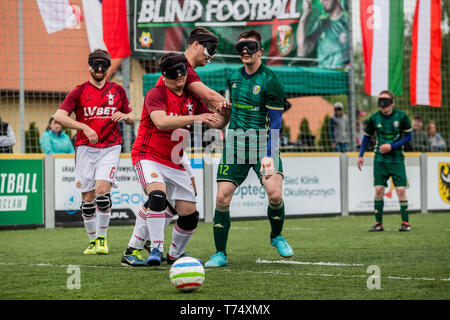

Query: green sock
left=267, top=200, right=285, bottom=239
left=213, top=205, right=231, bottom=255
left=400, top=200, right=409, bottom=223
left=374, top=198, right=384, bottom=224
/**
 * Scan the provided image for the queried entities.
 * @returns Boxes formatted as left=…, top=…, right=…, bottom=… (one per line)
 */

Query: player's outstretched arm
left=150, top=110, right=222, bottom=130
left=186, top=81, right=231, bottom=113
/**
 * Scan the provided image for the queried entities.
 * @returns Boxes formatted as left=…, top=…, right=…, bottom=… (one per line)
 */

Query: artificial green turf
left=0, top=212, right=449, bottom=300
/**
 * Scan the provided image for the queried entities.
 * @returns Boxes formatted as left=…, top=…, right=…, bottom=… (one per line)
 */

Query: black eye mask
left=235, top=40, right=261, bottom=55
left=89, top=59, right=110, bottom=72
left=163, top=62, right=188, bottom=79
left=378, top=97, right=394, bottom=108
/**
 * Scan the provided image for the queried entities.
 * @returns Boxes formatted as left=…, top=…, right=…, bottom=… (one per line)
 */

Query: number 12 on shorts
left=219, top=164, right=229, bottom=175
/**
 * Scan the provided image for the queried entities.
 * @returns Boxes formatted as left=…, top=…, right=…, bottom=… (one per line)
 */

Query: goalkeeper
left=205, top=30, right=294, bottom=268
left=357, top=90, right=412, bottom=232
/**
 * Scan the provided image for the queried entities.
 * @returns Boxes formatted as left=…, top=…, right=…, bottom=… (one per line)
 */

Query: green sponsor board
left=0, top=159, right=44, bottom=226
left=131, top=0, right=349, bottom=68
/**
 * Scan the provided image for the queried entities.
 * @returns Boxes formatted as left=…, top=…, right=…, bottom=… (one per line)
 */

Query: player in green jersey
left=357, top=90, right=413, bottom=232
left=296, top=0, right=350, bottom=69
left=205, top=30, right=294, bottom=268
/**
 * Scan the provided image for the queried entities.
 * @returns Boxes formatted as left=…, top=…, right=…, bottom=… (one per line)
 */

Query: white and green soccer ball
left=169, top=256, right=205, bottom=292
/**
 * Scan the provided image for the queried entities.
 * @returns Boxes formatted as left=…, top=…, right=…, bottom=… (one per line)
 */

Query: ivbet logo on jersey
left=0, top=158, right=44, bottom=226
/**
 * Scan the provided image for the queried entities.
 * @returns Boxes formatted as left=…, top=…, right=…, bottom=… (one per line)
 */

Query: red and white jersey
left=59, top=81, right=132, bottom=148
left=131, top=84, right=212, bottom=170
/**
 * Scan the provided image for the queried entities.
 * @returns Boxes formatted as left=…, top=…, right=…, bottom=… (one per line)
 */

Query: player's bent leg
left=167, top=205, right=199, bottom=265
left=144, top=187, right=167, bottom=266
left=122, top=206, right=149, bottom=266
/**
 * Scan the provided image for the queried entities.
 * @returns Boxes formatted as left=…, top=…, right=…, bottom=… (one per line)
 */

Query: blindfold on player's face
left=378, top=97, right=394, bottom=108
left=89, top=59, right=111, bottom=73
left=235, top=40, right=261, bottom=55
left=163, top=63, right=188, bottom=80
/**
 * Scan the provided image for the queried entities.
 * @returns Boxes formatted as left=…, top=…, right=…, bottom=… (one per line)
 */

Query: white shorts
left=75, top=145, right=121, bottom=193
left=134, top=160, right=196, bottom=203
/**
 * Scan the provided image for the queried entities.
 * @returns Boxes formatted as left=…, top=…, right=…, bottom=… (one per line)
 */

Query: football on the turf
left=169, top=256, right=205, bottom=292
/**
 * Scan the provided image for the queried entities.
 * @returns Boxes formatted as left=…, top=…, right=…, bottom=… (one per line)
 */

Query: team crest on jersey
left=394, top=121, right=399, bottom=127
left=76, top=180, right=81, bottom=189
left=377, top=123, right=382, bottom=128
left=151, top=172, right=158, bottom=179
left=107, top=91, right=115, bottom=105
left=276, top=25, right=293, bottom=56
left=253, top=85, right=261, bottom=95
left=438, top=163, right=450, bottom=204
left=185, top=100, right=193, bottom=112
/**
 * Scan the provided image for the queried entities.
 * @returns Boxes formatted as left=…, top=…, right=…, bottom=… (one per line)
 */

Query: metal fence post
left=420, top=153, right=428, bottom=214
left=44, top=154, right=55, bottom=229
left=341, top=153, right=349, bottom=216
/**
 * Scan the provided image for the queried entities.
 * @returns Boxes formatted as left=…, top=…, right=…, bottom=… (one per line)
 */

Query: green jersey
left=226, top=63, right=284, bottom=157
left=364, top=109, right=412, bottom=163
left=308, top=12, right=350, bottom=68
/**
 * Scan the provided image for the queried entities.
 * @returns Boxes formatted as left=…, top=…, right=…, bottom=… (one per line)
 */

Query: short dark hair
left=238, top=30, right=262, bottom=45
left=159, top=52, right=187, bottom=72
left=188, top=27, right=216, bottom=45
left=378, top=90, right=394, bottom=99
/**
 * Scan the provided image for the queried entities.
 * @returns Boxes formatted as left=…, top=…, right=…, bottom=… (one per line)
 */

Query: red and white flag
left=410, top=0, right=442, bottom=107
left=36, top=0, right=80, bottom=34
left=360, top=0, right=404, bottom=97
left=82, top=0, right=131, bottom=59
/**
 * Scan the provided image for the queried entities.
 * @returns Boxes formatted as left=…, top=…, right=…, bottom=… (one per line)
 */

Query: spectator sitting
left=404, top=114, right=429, bottom=152
left=0, top=116, right=16, bottom=153
left=426, top=120, right=447, bottom=152
left=40, top=117, right=75, bottom=154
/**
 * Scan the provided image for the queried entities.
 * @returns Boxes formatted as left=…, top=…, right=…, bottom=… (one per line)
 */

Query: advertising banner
left=347, top=155, right=421, bottom=212
left=132, top=0, right=350, bottom=68
left=426, top=154, right=450, bottom=210
left=0, top=157, right=44, bottom=227
left=211, top=155, right=341, bottom=218
left=54, top=155, right=204, bottom=227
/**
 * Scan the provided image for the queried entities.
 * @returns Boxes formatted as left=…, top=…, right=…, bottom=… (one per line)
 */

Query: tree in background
left=318, top=114, right=333, bottom=151
left=25, top=122, right=42, bottom=153
left=297, top=118, right=315, bottom=147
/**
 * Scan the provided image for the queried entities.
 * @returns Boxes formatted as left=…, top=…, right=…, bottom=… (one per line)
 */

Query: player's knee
left=267, top=190, right=282, bottom=205
left=216, top=192, right=232, bottom=207
left=176, top=211, right=199, bottom=231
left=144, top=190, right=166, bottom=212
left=375, top=186, right=385, bottom=198
left=95, top=193, right=112, bottom=211
left=396, top=187, right=406, bottom=198
left=80, top=201, right=96, bottom=218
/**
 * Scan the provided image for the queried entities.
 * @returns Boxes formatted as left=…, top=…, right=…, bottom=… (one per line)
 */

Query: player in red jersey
left=121, top=53, right=229, bottom=267
left=54, top=49, right=135, bottom=255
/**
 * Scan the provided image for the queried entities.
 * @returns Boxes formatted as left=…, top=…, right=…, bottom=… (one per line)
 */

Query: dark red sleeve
left=117, top=85, right=132, bottom=113
left=192, top=94, right=213, bottom=115
left=59, top=85, right=83, bottom=115
left=145, top=85, right=167, bottom=114
left=186, top=66, right=201, bottom=86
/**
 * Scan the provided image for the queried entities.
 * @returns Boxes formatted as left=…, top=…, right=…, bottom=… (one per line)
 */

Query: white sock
left=96, top=209, right=111, bottom=238
left=128, top=209, right=149, bottom=249
left=82, top=213, right=97, bottom=241
left=168, top=222, right=195, bottom=259
left=165, top=209, right=174, bottom=228
left=146, top=209, right=165, bottom=253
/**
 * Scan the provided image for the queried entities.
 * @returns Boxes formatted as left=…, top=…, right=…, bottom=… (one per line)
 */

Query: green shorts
left=373, top=160, right=408, bottom=188
left=216, top=152, right=284, bottom=186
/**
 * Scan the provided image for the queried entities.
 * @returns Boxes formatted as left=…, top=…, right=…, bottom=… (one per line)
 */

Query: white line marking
left=256, top=259, right=364, bottom=267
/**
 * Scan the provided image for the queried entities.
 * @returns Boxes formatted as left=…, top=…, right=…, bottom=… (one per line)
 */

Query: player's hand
left=357, top=157, right=364, bottom=171
left=260, top=157, right=275, bottom=176
left=379, top=144, right=392, bottom=154
left=83, top=125, right=98, bottom=144
left=196, top=113, right=221, bottom=127
left=111, top=111, right=128, bottom=123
